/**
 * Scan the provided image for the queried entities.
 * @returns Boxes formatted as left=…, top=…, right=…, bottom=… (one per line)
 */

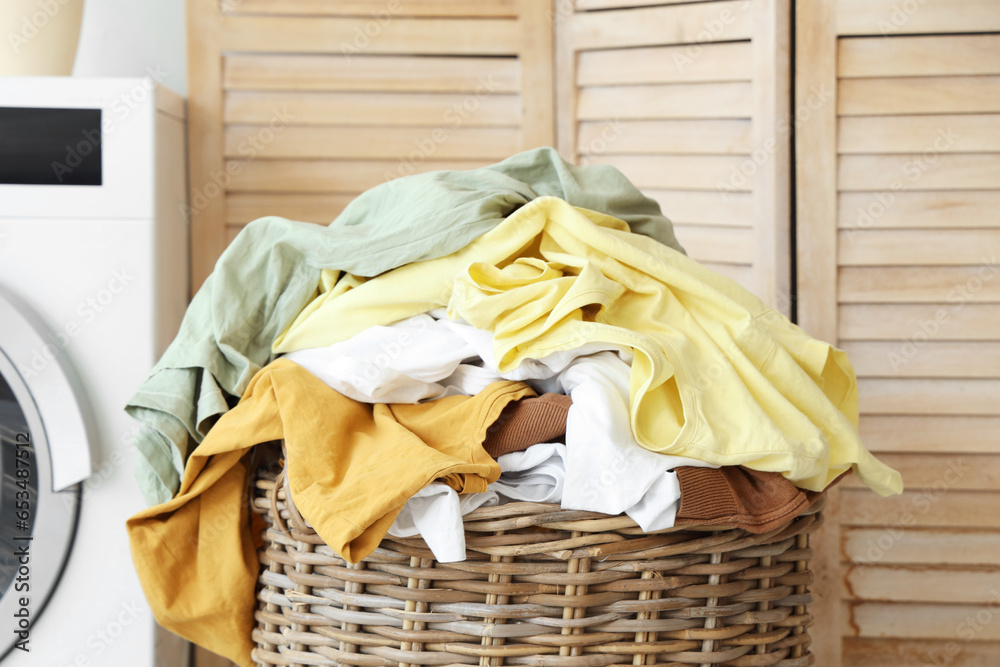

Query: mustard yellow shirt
left=127, top=359, right=533, bottom=667
left=274, top=197, right=902, bottom=497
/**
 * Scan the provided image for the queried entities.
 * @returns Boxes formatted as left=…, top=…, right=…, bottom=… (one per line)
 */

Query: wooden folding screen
left=797, top=1, right=1000, bottom=664
left=187, top=0, right=554, bottom=288
left=555, top=0, right=792, bottom=312
left=187, top=1, right=1000, bottom=665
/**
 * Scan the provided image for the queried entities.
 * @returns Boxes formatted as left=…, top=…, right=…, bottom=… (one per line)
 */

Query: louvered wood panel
left=844, top=639, right=1000, bottom=667
left=557, top=0, right=791, bottom=312
left=858, top=415, right=1000, bottom=454
left=838, top=76, right=1000, bottom=115
left=568, top=1, right=753, bottom=50
left=839, top=304, right=1000, bottom=340
left=646, top=189, right=753, bottom=227
left=576, top=82, right=755, bottom=118
left=838, top=115, right=1000, bottom=153
left=577, top=119, right=752, bottom=154
left=843, top=528, right=1000, bottom=565
left=845, top=603, right=1000, bottom=641
left=222, top=125, right=523, bottom=159
left=844, top=566, right=1000, bottom=604
left=228, top=158, right=489, bottom=193
left=186, top=0, right=554, bottom=289
left=841, top=453, right=1000, bottom=489
left=838, top=191, right=1000, bottom=228
left=838, top=229, right=1000, bottom=265
left=841, top=489, right=1000, bottom=529
left=796, top=1, right=1000, bottom=663
left=839, top=267, right=1000, bottom=302
left=838, top=34, right=1000, bottom=77
left=841, top=341, right=1000, bottom=378
left=223, top=54, right=522, bottom=92
left=576, top=0, right=720, bottom=9
left=224, top=91, right=522, bottom=126
left=576, top=41, right=753, bottom=84
left=857, top=379, right=1000, bottom=415
left=838, top=154, right=1000, bottom=190
left=225, top=193, right=356, bottom=225
left=218, top=17, right=522, bottom=54
left=834, top=0, right=1000, bottom=34
left=584, top=154, right=756, bottom=191
left=222, top=0, right=518, bottom=16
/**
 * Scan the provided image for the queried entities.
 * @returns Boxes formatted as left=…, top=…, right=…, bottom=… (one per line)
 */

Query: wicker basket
left=250, top=465, right=823, bottom=667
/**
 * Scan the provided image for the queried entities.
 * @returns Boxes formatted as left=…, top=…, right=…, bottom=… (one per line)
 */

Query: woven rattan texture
left=251, top=469, right=822, bottom=667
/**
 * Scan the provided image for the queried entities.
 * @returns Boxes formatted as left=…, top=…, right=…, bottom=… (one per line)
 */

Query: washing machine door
left=0, top=293, right=92, bottom=658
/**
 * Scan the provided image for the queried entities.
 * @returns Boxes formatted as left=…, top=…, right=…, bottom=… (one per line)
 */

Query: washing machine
left=0, top=77, right=190, bottom=666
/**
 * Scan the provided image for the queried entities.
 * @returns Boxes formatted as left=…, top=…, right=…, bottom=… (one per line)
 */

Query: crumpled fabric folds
left=128, top=360, right=532, bottom=666
left=125, top=148, right=901, bottom=667
left=127, top=148, right=685, bottom=506
left=273, top=196, right=900, bottom=496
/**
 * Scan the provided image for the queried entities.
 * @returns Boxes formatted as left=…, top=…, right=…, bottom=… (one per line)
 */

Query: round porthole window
left=0, top=294, right=89, bottom=659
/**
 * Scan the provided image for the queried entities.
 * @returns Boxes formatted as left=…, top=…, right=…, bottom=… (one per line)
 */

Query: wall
left=73, top=0, right=186, bottom=96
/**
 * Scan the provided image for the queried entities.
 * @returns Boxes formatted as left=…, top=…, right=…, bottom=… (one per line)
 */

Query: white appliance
left=0, top=77, right=189, bottom=666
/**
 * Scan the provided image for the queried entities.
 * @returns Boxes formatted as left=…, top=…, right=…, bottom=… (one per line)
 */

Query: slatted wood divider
left=555, top=0, right=792, bottom=313
left=186, top=0, right=554, bottom=289
left=796, top=1, right=1000, bottom=664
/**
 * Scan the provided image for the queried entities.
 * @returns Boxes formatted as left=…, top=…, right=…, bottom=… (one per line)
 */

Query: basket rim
left=253, top=468, right=826, bottom=538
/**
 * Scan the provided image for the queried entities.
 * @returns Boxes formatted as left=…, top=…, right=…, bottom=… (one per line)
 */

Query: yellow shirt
left=274, top=197, right=902, bottom=497
left=127, top=359, right=533, bottom=667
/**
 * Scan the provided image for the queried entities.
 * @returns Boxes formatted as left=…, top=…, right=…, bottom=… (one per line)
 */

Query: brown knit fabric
left=483, top=393, right=572, bottom=458
left=674, top=466, right=847, bottom=534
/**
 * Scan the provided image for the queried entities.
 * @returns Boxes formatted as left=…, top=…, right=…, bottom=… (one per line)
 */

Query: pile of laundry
left=124, top=148, right=901, bottom=667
